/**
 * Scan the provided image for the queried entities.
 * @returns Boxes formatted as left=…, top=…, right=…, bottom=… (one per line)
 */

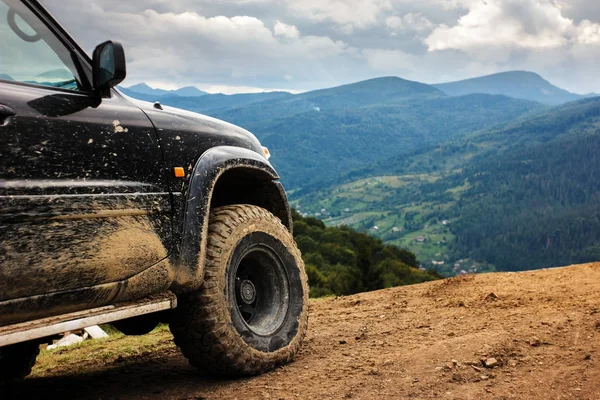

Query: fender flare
left=174, top=146, right=291, bottom=292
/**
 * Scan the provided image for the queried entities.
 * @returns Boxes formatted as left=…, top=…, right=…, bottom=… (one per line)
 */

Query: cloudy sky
left=41, top=0, right=599, bottom=94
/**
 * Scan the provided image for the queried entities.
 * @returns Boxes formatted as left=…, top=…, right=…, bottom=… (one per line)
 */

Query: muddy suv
left=0, top=0, right=308, bottom=382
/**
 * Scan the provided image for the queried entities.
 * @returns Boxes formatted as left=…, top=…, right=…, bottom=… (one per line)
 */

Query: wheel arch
left=173, top=146, right=292, bottom=292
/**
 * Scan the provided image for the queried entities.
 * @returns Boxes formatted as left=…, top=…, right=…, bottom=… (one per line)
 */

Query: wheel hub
left=239, top=279, right=256, bottom=304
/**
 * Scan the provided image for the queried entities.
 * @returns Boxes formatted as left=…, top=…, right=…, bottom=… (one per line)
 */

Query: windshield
left=0, top=0, right=82, bottom=90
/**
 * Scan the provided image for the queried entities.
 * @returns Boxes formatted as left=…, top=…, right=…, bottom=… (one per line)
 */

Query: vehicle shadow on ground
left=3, top=352, right=243, bottom=400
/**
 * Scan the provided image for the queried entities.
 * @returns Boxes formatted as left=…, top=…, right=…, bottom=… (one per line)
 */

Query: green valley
left=294, top=97, right=600, bottom=275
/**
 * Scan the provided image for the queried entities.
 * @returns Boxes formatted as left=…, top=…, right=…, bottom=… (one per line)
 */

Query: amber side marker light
left=262, top=146, right=271, bottom=160
left=174, top=167, right=185, bottom=178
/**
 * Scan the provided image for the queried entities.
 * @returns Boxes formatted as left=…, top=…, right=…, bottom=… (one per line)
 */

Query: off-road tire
left=0, top=341, right=40, bottom=384
left=170, top=205, right=308, bottom=377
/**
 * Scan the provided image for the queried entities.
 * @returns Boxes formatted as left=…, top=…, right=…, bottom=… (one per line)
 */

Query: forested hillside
left=451, top=130, right=600, bottom=271
left=295, top=97, right=600, bottom=274
left=291, top=209, right=440, bottom=297
left=253, top=94, right=541, bottom=187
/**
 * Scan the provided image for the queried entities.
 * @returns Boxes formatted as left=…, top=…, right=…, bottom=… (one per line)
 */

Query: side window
left=0, top=0, right=83, bottom=90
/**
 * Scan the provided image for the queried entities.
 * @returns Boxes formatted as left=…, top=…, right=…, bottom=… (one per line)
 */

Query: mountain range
left=120, top=71, right=600, bottom=275
left=118, top=83, right=207, bottom=102
left=121, top=70, right=594, bottom=107
left=433, top=71, right=596, bottom=105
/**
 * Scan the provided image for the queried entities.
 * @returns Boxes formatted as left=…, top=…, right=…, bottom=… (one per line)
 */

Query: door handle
left=0, top=104, right=16, bottom=126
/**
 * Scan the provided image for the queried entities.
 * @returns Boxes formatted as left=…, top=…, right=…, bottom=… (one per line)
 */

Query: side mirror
left=92, top=40, right=126, bottom=93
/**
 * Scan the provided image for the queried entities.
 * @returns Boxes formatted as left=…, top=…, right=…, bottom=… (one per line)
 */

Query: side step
left=0, top=292, right=177, bottom=347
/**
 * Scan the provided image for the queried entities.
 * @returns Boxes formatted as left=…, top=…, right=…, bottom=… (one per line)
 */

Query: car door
left=0, top=0, right=171, bottom=318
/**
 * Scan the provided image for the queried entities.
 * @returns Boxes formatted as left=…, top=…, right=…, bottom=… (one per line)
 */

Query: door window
left=0, top=0, right=83, bottom=90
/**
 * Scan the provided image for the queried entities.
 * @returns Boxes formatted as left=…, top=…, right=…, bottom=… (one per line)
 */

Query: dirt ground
left=4, top=262, right=600, bottom=400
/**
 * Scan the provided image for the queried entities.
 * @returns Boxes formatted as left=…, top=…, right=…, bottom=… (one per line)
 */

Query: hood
left=121, top=92, right=265, bottom=157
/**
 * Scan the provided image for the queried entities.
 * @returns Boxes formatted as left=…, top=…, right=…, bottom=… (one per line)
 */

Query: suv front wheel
left=170, top=205, right=309, bottom=376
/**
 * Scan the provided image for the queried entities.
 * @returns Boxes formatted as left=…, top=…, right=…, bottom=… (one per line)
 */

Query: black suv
left=0, top=0, right=308, bottom=382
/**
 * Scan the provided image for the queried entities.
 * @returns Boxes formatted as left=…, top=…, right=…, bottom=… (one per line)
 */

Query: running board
left=0, top=292, right=177, bottom=347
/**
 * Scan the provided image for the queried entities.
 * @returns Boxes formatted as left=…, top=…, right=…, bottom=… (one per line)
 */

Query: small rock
left=339, top=340, right=347, bottom=345
left=480, top=374, right=489, bottom=380
left=530, top=337, right=542, bottom=347
left=367, top=368, right=380, bottom=376
left=584, top=354, right=591, bottom=360
left=382, top=360, right=394, bottom=366
left=484, top=358, right=498, bottom=368
left=471, top=365, right=482, bottom=372
left=485, top=292, right=499, bottom=301
left=451, top=359, right=459, bottom=366
left=508, top=359, right=518, bottom=367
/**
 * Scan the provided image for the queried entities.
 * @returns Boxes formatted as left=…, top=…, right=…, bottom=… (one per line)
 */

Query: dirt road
left=5, top=263, right=600, bottom=399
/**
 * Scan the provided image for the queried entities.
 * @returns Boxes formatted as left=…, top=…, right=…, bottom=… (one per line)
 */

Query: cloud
left=336, top=24, right=355, bottom=35
left=284, top=0, right=392, bottom=29
left=39, top=0, right=600, bottom=94
left=274, top=21, right=300, bottom=39
left=418, top=0, right=600, bottom=93
left=362, top=48, right=419, bottom=72
left=576, top=19, right=600, bottom=44
left=385, top=13, right=433, bottom=33
left=40, top=0, right=363, bottom=90
left=424, top=0, right=600, bottom=54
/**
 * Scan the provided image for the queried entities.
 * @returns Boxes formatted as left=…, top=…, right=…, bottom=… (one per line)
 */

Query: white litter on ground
left=84, top=325, right=109, bottom=339
left=47, top=325, right=108, bottom=349
left=47, top=333, right=84, bottom=350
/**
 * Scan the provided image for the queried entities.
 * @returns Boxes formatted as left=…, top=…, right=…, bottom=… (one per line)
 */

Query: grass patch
left=33, top=324, right=174, bottom=378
